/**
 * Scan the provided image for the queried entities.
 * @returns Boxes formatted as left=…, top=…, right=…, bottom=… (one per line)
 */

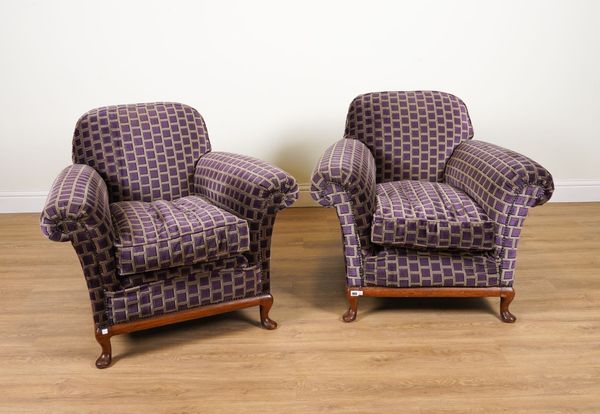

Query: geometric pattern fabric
left=364, top=248, right=499, bottom=288
left=41, top=102, right=298, bottom=327
left=311, top=91, right=554, bottom=289
left=111, top=196, right=250, bottom=275
left=445, top=139, right=554, bottom=285
left=106, top=265, right=262, bottom=324
left=371, top=180, right=496, bottom=251
left=72, top=102, right=211, bottom=202
left=344, top=91, right=473, bottom=183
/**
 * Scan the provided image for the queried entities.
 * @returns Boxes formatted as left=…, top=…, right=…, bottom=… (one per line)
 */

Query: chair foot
left=500, top=288, right=517, bottom=323
left=259, top=294, right=278, bottom=330
left=94, top=327, right=113, bottom=369
left=343, top=292, right=359, bottom=322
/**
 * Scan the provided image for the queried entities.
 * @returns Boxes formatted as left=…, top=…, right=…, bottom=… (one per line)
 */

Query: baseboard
left=1, top=180, right=599, bottom=213
left=0, top=192, right=48, bottom=214
left=294, top=183, right=318, bottom=207
left=549, top=180, right=600, bottom=202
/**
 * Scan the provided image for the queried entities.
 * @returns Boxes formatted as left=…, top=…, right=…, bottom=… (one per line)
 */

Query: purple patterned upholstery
left=311, top=91, right=553, bottom=290
left=111, top=196, right=250, bottom=275
left=40, top=164, right=119, bottom=325
left=119, top=255, right=248, bottom=289
left=72, top=102, right=210, bottom=202
left=310, top=139, right=376, bottom=286
left=195, top=152, right=299, bottom=290
left=345, top=91, right=472, bottom=183
left=41, top=103, right=297, bottom=329
left=445, top=140, right=554, bottom=285
left=106, top=264, right=262, bottom=324
left=41, top=164, right=112, bottom=243
left=364, top=248, right=498, bottom=288
left=371, top=181, right=495, bottom=250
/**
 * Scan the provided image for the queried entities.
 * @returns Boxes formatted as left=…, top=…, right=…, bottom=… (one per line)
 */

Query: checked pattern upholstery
left=40, top=164, right=119, bottom=325
left=106, top=265, right=262, bottom=324
left=73, top=102, right=210, bottom=202
left=364, top=248, right=498, bottom=288
left=111, top=196, right=249, bottom=275
left=345, top=91, right=473, bottom=183
left=371, top=181, right=495, bottom=250
left=311, top=138, right=376, bottom=286
left=311, top=91, right=553, bottom=289
left=195, top=152, right=299, bottom=290
left=445, top=140, right=554, bottom=285
left=41, top=102, right=297, bottom=328
left=119, top=255, right=249, bottom=289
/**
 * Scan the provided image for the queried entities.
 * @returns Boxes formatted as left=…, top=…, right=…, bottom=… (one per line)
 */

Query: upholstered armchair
left=311, top=91, right=553, bottom=323
left=41, top=103, right=298, bottom=368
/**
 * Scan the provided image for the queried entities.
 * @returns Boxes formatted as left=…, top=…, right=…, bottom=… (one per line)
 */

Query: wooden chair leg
left=343, top=291, right=359, bottom=322
left=259, top=294, right=278, bottom=330
left=94, top=327, right=113, bottom=369
left=500, top=288, right=517, bottom=323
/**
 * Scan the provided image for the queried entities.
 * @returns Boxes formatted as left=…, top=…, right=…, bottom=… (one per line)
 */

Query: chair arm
left=40, top=164, right=118, bottom=326
left=310, top=139, right=377, bottom=286
left=445, top=140, right=554, bottom=285
left=40, top=164, right=113, bottom=242
left=194, top=152, right=298, bottom=222
left=445, top=140, right=554, bottom=212
left=310, top=138, right=376, bottom=228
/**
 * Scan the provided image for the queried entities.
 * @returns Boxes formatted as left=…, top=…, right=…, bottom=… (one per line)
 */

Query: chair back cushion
left=72, top=102, right=211, bottom=202
left=344, top=91, right=473, bottom=183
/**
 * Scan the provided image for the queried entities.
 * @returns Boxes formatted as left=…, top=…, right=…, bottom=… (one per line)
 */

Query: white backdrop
left=1, top=0, right=599, bottom=210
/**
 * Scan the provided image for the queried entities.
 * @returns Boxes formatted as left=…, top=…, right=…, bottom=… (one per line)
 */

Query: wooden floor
left=1, top=204, right=599, bottom=413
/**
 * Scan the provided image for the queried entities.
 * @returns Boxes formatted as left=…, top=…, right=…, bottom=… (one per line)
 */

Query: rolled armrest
left=40, top=164, right=113, bottom=242
left=445, top=140, right=554, bottom=285
left=194, top=152, right=298, bottom=221
left=310, top=138, right=377, bottom=249
left=311, top=138, right=376, bottom=209
left=445, top=140, right=554, bottom=211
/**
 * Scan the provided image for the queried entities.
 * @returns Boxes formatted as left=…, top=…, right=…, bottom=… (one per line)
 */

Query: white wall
left=1, top=0, right=599, bottom=211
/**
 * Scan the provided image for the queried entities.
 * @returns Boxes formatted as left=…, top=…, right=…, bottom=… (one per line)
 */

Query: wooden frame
left=343, top=287, right=516, bottom=323
left=94, top=293, right=276, bottom=369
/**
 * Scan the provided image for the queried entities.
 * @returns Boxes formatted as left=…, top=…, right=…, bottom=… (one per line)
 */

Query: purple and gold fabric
left=371, top=181, right=496, bottom=250
left=311, top=91, right=553, bottom=289
left=41, top=102, right=298, bottom=326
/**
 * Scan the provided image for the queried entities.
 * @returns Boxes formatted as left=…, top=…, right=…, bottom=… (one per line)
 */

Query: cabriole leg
left=343, top=290, right=359, bottom=322
left=500, top=288, right=517, bottom=323
left=259, top=294, right=278, bottom=330
left=94, top=327, right=113, bottom=369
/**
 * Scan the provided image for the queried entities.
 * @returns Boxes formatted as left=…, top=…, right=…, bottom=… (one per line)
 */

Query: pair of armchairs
left=41, top=92, right=553, bottom=369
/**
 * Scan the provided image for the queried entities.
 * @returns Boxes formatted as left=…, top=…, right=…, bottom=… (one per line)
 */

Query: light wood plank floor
left=1, top=204, right=599, bottom=413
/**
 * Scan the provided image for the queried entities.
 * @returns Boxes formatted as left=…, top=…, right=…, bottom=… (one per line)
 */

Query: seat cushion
left=371, top=181, right=495, bottom=251
left=111, top=196, right=250, bottom=275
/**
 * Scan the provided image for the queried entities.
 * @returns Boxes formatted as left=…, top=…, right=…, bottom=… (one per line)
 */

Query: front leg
left=94, top=327, right=113, bottom=369
left=343, top=289, right=360, bottom=322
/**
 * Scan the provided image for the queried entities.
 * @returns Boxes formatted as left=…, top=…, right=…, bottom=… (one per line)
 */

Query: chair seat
left=371, top=181, right=495, bottom=251
left=111, top=196, right=250, bottom=275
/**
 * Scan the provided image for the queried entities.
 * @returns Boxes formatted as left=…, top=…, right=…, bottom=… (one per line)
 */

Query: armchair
left=41, top=102, right=298, bottom=368
left=311, top=91, right=553, bottom=323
